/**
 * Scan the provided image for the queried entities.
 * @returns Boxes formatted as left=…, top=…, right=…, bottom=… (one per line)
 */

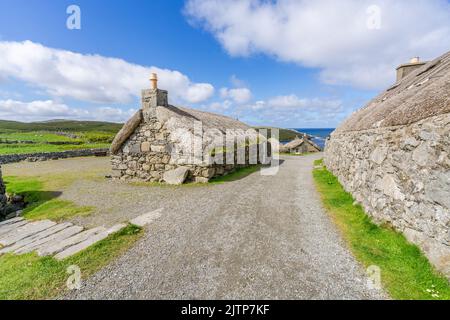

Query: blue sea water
left=292, top=128, right=335, bottom=149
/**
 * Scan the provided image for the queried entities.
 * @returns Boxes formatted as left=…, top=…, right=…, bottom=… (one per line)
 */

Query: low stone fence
left=0, top=167, right=6, bottom=218
left=324, top=113, right=450, bottom=276
left=0, top=148, right=109, bottom=165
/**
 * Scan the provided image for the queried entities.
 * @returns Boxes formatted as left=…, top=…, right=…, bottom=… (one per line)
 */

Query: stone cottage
left=110, top=74, right=266, bottom=184
left=280, top=136, right=321, bottom=154
left=325, top=52, right=450, bottom=276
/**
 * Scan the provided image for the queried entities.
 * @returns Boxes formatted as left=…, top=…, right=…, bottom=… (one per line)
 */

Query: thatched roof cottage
left=280, top=136, right=321, bottom=154
left=325, top=51, right=450, bottom=276
left=110, top=74, right=262, bottom=184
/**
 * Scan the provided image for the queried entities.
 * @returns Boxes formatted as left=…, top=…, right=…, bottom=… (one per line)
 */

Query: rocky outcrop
left=325, top=50, right=450, bottom=277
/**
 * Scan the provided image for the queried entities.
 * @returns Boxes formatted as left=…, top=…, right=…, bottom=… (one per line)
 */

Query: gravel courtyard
left=3, top=155, right=385, bottom=299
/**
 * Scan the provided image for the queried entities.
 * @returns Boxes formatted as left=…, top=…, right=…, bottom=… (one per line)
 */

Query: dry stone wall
left=0, top=167, right=6, bottom=218
left=0, top=148, right=109, bottom=165
left=325, top=113, right=450, bottom=275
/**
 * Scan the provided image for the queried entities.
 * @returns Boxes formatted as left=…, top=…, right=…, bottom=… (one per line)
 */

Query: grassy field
left=313, top=159, right=450, bottom=300
left=0, top=224, right=142, bottom=300
left=0, top=119, right=119, bottom=155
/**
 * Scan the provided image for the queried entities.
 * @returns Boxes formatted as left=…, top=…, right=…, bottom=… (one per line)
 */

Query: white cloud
left=0, top=99, right=135, bottom=122
left=185, top=0, right=450, bottom=89
left=220, top=87, right=252, bottom=104
left=267, top=95, right=342, bottom=111
left=0, top=40, right=214, bottom=104
left=238, top=94, right=344, bottom=127
left=208, top=99, right=233, bottom=112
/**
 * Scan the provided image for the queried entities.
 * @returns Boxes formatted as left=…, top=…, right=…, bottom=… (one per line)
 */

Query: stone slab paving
left=15, top=225, right=84, bottom=255
left=0, top=220, right=28, bottom=237
left=37, top=227, right=107, bottom=256
left=0, top=222, right=73, bottom=254
left=0, top=216, right=144, bottom=259
left=54, top=223, right=127, bottom=260
left=129, top=208, right=163, bottom=227
left=0, top=220, right=56, bottom=246
left=0, top=217, right=23, bottom=227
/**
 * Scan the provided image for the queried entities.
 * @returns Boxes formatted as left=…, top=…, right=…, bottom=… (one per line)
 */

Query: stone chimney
left=141, top=73, right=168, bottom=110
left=396, top=57, right=427, bottom=82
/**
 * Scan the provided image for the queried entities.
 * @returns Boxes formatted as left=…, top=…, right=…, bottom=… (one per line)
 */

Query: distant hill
left=0, top=119, right=123, bottom=133
left=254, top=127, right=303, bottom=141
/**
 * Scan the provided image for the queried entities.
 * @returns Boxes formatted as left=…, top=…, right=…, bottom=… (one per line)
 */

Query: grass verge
left=0, top=224, right=142, bottom=300
left=276, top=152, right=314, bottom=157
left=4, top=176, right=93, bottom=221
left=209, top=165, right=261, bottom=184
left=312, top=159, right=450, bottom=300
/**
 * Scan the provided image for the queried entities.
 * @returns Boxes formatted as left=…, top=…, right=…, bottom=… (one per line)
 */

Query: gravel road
left=58, top=154, right=386, bottom=299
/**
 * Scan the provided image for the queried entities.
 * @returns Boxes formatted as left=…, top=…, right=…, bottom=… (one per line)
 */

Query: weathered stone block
left=163, top=167, right=190, bottom=185
left=141, top=141, right=150, bottom=152
left=151, top=145, right=167, bottom=153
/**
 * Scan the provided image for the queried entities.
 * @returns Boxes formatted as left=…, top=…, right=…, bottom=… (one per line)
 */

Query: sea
left=292, top=128, right=335, bottom=149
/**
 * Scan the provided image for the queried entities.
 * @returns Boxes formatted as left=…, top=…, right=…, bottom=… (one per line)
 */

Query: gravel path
left=57, top=154, right=386, bottom=300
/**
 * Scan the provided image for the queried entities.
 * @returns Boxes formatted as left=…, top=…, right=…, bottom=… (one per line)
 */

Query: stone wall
left=0, top=166, right=6, bottom=218
left=325, top=113, right=450, bottom=275
left=0, top=148, right=109, bottom=165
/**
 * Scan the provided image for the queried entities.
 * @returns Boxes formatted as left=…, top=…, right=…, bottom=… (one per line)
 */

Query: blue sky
left=0, top=0, right=449, bottom=128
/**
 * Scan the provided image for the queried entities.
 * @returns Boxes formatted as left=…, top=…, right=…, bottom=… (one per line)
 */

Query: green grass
left=4, top=176, right=93, bottom=222
left=277, top=152, right=314, bottom=156
left=313, top=159, right=450, bottom=300
left=209, top=165, right=261, bottom=184
left=0, top=224, right=142, bottom=300
left=0, top=132, right=80, bottom=143
left=0, top=126, right=116, bottom=155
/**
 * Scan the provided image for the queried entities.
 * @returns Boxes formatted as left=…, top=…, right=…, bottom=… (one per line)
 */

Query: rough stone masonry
left=0, top=167, right=6, bottom=218
left=325, top=51, right=450, bottom=276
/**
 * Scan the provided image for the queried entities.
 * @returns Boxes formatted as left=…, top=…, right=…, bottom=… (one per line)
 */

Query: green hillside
left=0, top=119, right=121, bottom=155
left=254, top=127, right=303, bottom=141
left=0, top=119, right=122, bottom=134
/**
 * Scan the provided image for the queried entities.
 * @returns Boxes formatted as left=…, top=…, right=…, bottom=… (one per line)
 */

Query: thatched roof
left=334, top=50, right=450, bottom=133
left=280, top=136, right=321, bottom=152
left=161, top=105, right=250, bottom=132
left=282, top=137, right=304, bottom=151
left=110, top=110, right=142, bottom=154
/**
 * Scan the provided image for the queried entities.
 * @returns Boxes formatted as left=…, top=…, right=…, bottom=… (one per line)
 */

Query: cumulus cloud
left=239, top=95, right=344, bottom=126
left=0, top=99, right=135, bottom=122
left=185, top=0, right=450, bottom=89
left=0, top=40, right=214, bottom=104
left=267, top=95, right=342, bottom=111
left=220, top=87, right=252, bottom=104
